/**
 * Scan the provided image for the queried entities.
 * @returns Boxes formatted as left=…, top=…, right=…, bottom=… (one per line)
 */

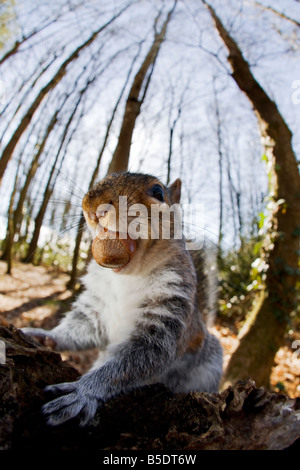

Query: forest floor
left=0, top=260, right=299, bottom=398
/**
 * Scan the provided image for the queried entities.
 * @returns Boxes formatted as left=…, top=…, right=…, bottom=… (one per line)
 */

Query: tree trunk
left=24, top=164, right=57, bottom=264
left=67, top=214, right=85, bottom=290
left=107, top=2, right=177, bottom=175
left=3, top=174, right=18, bottom=274
left=166, top=107, right=181, bottom=185
left=67, top=48, right=142, bottom=289
left=225, top=151, right=239, bottom=245
left=0, top=4, right=130, bottom=185
left=24, top=92, right=84, bottom=263
left=13, top=110, right=59, bottom=239
left=253, top=2, right=300, bottom=28
left=211, top=78, right=224, bottom=256
left=203, top=1, right=300, bottom=387
left=68, top=4, right=177, bottom=285
left=1, top=147, right=25, bottom=272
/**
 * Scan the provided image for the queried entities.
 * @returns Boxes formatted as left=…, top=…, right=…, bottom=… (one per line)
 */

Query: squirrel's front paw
left=42, top=381, right=99, bottom=426
left=21, top=327, right=57, bottom=349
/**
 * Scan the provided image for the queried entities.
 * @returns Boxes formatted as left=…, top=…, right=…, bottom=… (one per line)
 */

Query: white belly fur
left=83, top=261, right=147, bottom=345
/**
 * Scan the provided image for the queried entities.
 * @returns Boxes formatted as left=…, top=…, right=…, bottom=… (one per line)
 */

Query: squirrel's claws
left=42, top=382, right=99, bottom=426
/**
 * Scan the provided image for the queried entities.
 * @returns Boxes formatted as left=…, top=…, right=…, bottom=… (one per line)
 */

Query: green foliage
left=218, top=232, right=300, bottom=326
left=217, top=235, right=264, bottom=321
left=258, top=211, right=266, bottom=230
left=0, top=234, right=89, bottom=274
left=34, top=237, right=89, bottom=273
left=274, top=382, right=285, bottom=392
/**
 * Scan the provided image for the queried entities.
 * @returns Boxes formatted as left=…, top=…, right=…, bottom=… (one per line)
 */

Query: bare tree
left=166, top=75, right=189, bottom=185
left=13, top=110, right=59, bottom=239
left=107, top=1, right=177, bottom=174
left=2, top=159, right=21, bottom=274
left=0, top=2, right=131, bottom=185
left=211, top=77, right=225, bottom=256
left=67, top=46, right=143, bottom=289
left=224, top=148, right=243, bottom=244
left=68, top=3, right=177, bottom=287
left=24, top=91, right=85, bottom=263
left=0, top=10, right=66, bottom=66
left=203, top=0, right=300, bottom=387
left=166, top=106, right=181, bottom=186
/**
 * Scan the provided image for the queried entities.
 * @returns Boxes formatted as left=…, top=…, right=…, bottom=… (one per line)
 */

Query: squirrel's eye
left=149, top=184, right=164, bottom=202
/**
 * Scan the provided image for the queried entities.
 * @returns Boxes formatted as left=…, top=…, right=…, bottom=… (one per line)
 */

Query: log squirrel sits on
left=22, top=172, right=223, bottom=426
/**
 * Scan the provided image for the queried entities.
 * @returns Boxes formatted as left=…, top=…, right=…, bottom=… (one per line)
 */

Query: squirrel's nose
left=89, top=211, right=97, bottom=221
left=96, top=203, right=113, bottom=220
left=98, top=210, right=108, bottom=218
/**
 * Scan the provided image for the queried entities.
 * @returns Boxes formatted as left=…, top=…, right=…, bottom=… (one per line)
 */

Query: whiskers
left=15, top=170, right=89, bottom=265
left=54, top=170, right=86, bottom=198
left=22, top=167, right=243, bottom=275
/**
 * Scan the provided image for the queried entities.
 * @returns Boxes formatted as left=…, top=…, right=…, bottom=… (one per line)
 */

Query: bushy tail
left=190, top=245, right=218, bottom=327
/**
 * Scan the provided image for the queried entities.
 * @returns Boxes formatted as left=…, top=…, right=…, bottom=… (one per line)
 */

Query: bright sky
left=0, top=0, right=299, bottom=251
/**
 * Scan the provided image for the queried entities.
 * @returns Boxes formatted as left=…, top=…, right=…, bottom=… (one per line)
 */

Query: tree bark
left=0, top=3, right=130, bottom=185
left=1, top=325, right=299, bottom=450
left=107, top=2, right=177, bottom=175
left=24, top=93, right=83, bottom=263
left=3, top=169, right=18, bottom=274
left=211, top=78, right=224, bottom=256
left=166, top=106, right=181, bottom=185
left=203, top=1, right=300, bottom=387
left=13, top=110, right=59, bottom=239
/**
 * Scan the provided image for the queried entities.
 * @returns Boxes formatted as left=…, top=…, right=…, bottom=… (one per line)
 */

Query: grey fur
left=22, top=173, right=223, bottom=426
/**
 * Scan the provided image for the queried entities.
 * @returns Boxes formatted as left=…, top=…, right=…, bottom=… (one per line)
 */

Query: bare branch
left=0, top=2, right=132, bottom=185
left=250, top=1, right=300, bottom=28
left=107, top=1, right=178, bottom=174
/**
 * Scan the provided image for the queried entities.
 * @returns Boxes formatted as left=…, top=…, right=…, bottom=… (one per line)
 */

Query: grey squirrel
left=22, top=172, right=223, bottom=426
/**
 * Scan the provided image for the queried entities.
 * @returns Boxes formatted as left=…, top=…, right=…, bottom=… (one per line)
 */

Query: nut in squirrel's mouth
left=92, top=228, right=137, bottom=272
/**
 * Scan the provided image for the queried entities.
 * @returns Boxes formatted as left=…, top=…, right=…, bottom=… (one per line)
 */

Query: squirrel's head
left=82, top=172, right=182, bottom=272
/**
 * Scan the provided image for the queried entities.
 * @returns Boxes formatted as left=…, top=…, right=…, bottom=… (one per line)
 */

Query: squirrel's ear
left=169, top=178, right=181, bottom=204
